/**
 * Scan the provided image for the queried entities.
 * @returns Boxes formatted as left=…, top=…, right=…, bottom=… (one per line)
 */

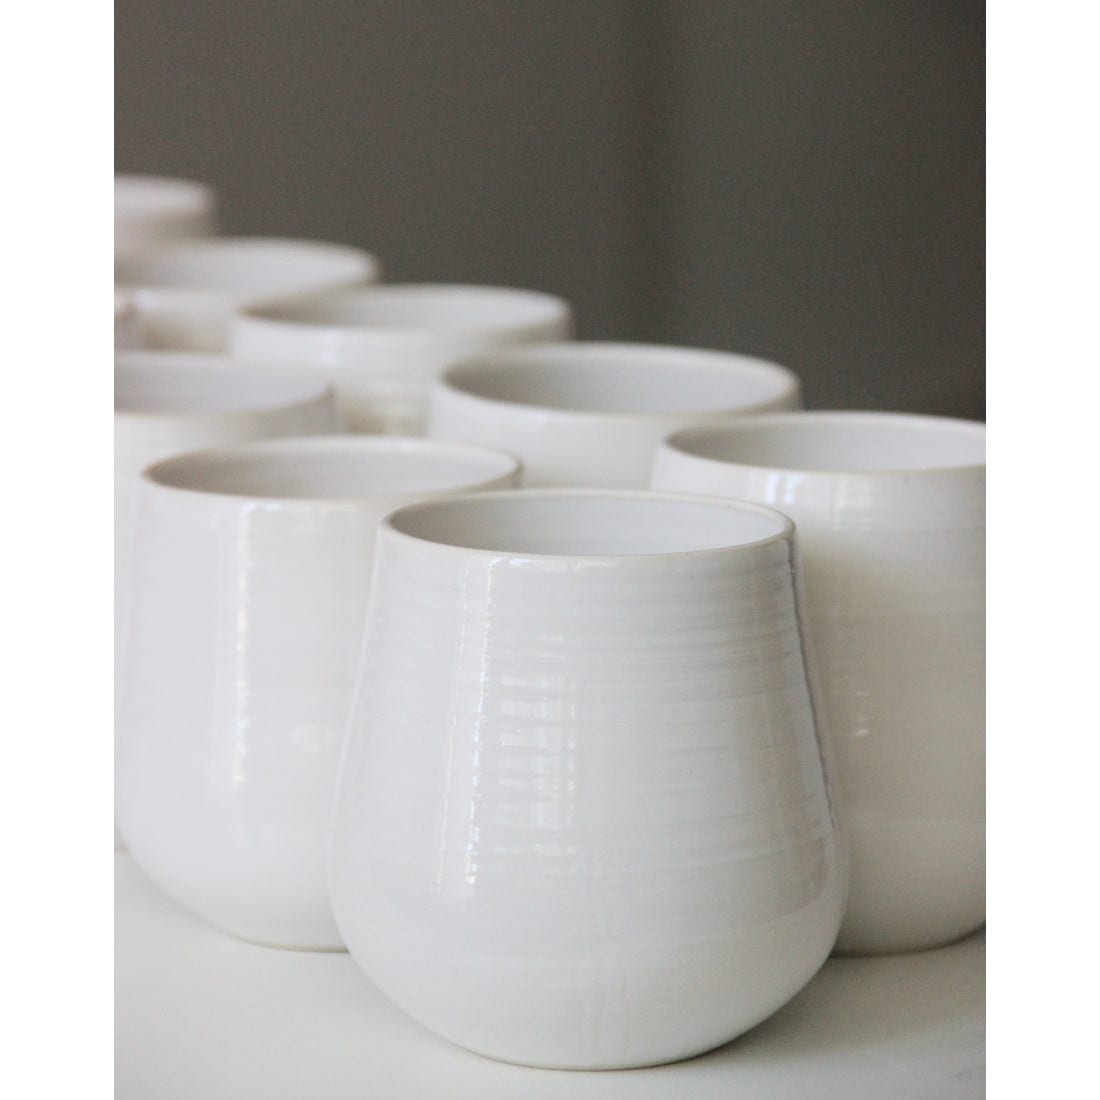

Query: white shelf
left=116, top=853, right=984, bottom=1098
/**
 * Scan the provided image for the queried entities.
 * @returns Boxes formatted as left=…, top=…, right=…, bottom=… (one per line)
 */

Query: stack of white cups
left=114, top=174, right=984, bottom=1070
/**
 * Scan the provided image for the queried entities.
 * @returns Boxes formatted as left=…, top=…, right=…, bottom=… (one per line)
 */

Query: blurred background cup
left=115, top=437, right=521, bottom=950
left=426, top=342, right=801, bottom=488
left=115, top=289, right=140, bottom=350
left=230, top=283, right=575, bottom=435
left=114, top=351, right=339, bottom=751
left=115, top=174, right=218, bottom=257
left=329, top=489, right=845, bottom=1069
left=116, top=236, right=381, bottom=352
left=652, top=411, right=985, bottom=955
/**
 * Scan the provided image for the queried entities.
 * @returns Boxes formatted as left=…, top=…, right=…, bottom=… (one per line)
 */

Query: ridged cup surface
left=329, top=490, right=845, bottom=1068
left=426, top=342, right=801, bottom=488
left=231, top=284, right=575, bottom=434
left=652, top=412, right=985, bottom=954
left=116, top=437, right=520, bottom=949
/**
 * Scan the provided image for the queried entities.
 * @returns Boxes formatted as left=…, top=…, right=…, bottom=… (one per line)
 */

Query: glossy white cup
left=230, top=284, right=575, bottom=434
left=116, top=437, right=521, bottom=950
left=115, top=174, right=218, bottom=257
left=652, top=412, right=985, bottom=955
left=117, top=237, right=380, bottom=352
left=329, top=490, right=845, bottom=1068
left=426, top=342, right=801, bottom=487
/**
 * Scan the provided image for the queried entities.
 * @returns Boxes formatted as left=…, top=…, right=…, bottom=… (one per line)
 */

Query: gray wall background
left=116, top=1, right=984, bottom=418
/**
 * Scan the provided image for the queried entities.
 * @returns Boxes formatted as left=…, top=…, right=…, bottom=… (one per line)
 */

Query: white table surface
left=116, top=854, right=984, bottom=1098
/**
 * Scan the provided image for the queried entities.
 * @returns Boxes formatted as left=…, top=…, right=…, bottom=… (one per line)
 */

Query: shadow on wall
left=116, top=1, right=984, bottom=419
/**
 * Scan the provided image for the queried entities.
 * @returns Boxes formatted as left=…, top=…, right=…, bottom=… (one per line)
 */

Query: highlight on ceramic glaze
left=425, top=341, right=801, bottom=488
left=116, top=236, right=380, bottom=352
left=652, top=411, right=985, bottom=955
left=329, top=489, right=846, bottom=1069
left=115, top=436, right=521, bottom=950
left=115, top=174, right=218, bottom=256
left=230, top=283, right=575, bottom=434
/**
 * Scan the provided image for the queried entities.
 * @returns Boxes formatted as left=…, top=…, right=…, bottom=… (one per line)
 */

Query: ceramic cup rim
left=115, top=352, right=335, bottom=423
left=115, top=236, right=379, bottom=293
left=142, top=435, right=522, bottom=506
left=380, top=487, right=795, bottom=565
left=661, top=410, right=986, bottom=478
left=433, top=342, right=801, bottom=422
left=235, top=283, right=572, bottom=339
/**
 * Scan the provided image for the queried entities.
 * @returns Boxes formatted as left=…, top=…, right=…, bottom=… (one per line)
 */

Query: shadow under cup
left=115, top=436, right=520, bottom=951
left=652, top=412, right=986, bottom=955
left=329, top=490, right=846, bottom=1069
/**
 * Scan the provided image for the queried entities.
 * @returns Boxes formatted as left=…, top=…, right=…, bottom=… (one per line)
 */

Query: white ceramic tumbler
left=116, top=437, right=521, bottom=950
left=329, top=490, right=846, bottom=1069
left=230, top=284, right=574, bottom=434
left=426, top=342, right=801, bottom=487
left=652, top=412, right=985, bottom=955
left=116, top=237, right=380, bottom=352
left=115, top=174, right=218, bottom=257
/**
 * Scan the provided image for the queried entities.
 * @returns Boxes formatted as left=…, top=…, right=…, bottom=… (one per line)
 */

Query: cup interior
left=245, top=284, right=569, bottom=333
left=667, top=413, right=986, bottom=473
left=115, top=354, right=328, bottom=416
left=146, top=439, right=519, bottom=500
left=443, top=344, right=795, bottom=414
left=115, top=238, right=373, bottom=294
left=389, top=492, right=788, bottom=556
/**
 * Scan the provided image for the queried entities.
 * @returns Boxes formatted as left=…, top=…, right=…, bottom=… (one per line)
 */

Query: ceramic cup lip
left=662, top=410, right=986, bottom=478
left=142, top=435, right=522, bottom=506
left=114, top=174, right=216, bottom=225
left=115, top=351, right=335, bottom=424
left=435, top=342, right=800, bottom=421
left=382, top=488, right=794, bottom=564
left=237, top=283, right=572, bottom=340
left=115, top=236, right=380, bottom=297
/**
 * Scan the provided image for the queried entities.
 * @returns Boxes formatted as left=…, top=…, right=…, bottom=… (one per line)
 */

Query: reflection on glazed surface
left=117, top=495, right=386, bottom=949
